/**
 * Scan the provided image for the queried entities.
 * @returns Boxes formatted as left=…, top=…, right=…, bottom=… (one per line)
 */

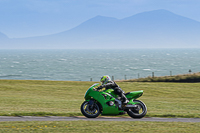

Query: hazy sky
left=0, top=0, right=200, bottom=38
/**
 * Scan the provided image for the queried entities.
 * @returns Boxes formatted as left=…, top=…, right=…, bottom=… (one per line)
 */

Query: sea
left=0, top=49, right=200, bottom=81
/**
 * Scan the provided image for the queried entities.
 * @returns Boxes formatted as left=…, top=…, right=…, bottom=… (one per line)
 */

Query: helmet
left=100, top=75, right=111, bottom=85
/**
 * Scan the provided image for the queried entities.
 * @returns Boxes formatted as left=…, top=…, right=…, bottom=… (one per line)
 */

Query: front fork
left=88, top=99, right=95, bottom=109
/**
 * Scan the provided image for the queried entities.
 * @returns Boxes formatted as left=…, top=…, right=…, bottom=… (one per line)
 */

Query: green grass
left=0, top=79, right=200, bottom=118
left=0, top=121, right=199, bottom=133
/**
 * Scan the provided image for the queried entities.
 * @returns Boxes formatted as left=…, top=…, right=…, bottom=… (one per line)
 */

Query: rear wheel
left=127, top=100, right=147, bottom=119
left=81, top=101, right=101, bottom=118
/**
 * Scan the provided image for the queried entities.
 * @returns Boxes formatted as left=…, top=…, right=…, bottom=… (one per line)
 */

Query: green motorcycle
left=80, top=83, right=147, bottom=118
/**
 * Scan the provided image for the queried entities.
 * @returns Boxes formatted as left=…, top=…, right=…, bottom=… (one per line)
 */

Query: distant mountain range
left=1, top=9, right=200, bottom=49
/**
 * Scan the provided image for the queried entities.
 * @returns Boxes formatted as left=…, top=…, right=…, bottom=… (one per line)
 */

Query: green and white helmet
left=100, top=75, right=111, bottom=85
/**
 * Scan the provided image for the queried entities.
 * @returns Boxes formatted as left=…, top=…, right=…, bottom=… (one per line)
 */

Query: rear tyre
left=81, top=101, right=101, bottom=118
left=127, top=100, right=147, bottom=119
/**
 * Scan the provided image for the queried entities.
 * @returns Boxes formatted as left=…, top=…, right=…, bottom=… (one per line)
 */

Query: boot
left=121, top=94, right=129, bottom=105
left=123, top=99, right=129, bottom=105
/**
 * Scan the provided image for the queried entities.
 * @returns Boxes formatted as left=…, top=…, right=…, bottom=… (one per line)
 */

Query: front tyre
left=127, top=100, right=147, bottom=119
left=81, top=101, right=101, bottom=118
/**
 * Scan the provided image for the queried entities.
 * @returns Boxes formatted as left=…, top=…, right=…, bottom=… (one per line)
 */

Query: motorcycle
left=80, top=83, right=147, bottom=118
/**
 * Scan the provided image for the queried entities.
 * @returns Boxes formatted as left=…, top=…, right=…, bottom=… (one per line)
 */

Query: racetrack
left=0, top=116, right=199, bottom=122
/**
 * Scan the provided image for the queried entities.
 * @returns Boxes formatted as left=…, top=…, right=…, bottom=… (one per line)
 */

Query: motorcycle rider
left=97, top=75, right=129, bottom=105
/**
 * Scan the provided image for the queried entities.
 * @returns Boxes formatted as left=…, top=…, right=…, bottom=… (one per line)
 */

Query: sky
left=0, top=0, right=200, bottom=38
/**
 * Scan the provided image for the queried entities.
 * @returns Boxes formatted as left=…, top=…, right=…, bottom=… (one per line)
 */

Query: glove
left=97, top=86, right=103, bottom=90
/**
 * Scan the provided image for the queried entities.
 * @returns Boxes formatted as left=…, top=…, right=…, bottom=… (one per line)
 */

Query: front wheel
left=81, top=101, right=101, bottom=118
left=127, top=100, right=147, bottom=119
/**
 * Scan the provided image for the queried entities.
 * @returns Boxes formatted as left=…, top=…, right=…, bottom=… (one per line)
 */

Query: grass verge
left=0, top=121, right=199, bottom=133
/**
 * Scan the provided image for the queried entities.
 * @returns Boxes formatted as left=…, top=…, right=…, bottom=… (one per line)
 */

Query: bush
left=125, top=72, right=200, bottom=82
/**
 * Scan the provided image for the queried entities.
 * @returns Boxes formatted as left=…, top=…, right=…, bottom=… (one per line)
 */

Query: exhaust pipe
left=124, top=104, right=138, bottom=109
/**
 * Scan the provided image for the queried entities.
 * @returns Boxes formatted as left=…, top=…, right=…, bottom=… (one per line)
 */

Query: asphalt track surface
left=0, top=116, right=200, bottom=122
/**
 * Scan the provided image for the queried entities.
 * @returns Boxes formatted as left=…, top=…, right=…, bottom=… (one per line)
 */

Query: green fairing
left=98, top=91, right=120, bottom=115
left=83, top=83, right=144, bottom=115
left=126, top=90, right=143, bottom=100
left=84, top=83, right=99, bottom=100
left=103, top=89, right=118, bottom=98
left=84, top=84, right=120, bottom=115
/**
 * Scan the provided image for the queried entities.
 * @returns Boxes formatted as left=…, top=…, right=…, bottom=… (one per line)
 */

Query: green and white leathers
left=80, top=83, right=147, bottom=118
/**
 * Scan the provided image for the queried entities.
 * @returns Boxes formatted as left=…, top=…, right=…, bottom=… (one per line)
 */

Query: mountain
left=0, top=32, right=8, bottom=39
left=1, top=9, right=200, bottom=49
left=0, top=32, right=9, bottom=49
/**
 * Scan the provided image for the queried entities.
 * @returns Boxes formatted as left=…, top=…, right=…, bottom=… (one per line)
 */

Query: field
left=0, top=79, right=199, bottom=118
left=0, top=80, right=200, bottom=132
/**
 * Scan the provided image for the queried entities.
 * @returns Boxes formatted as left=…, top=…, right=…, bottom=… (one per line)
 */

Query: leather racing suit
left=97, top=81, right=129, bottom=104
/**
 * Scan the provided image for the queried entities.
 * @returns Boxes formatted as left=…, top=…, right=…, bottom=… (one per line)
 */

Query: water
left=0, top=49, right=200, bottom=81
